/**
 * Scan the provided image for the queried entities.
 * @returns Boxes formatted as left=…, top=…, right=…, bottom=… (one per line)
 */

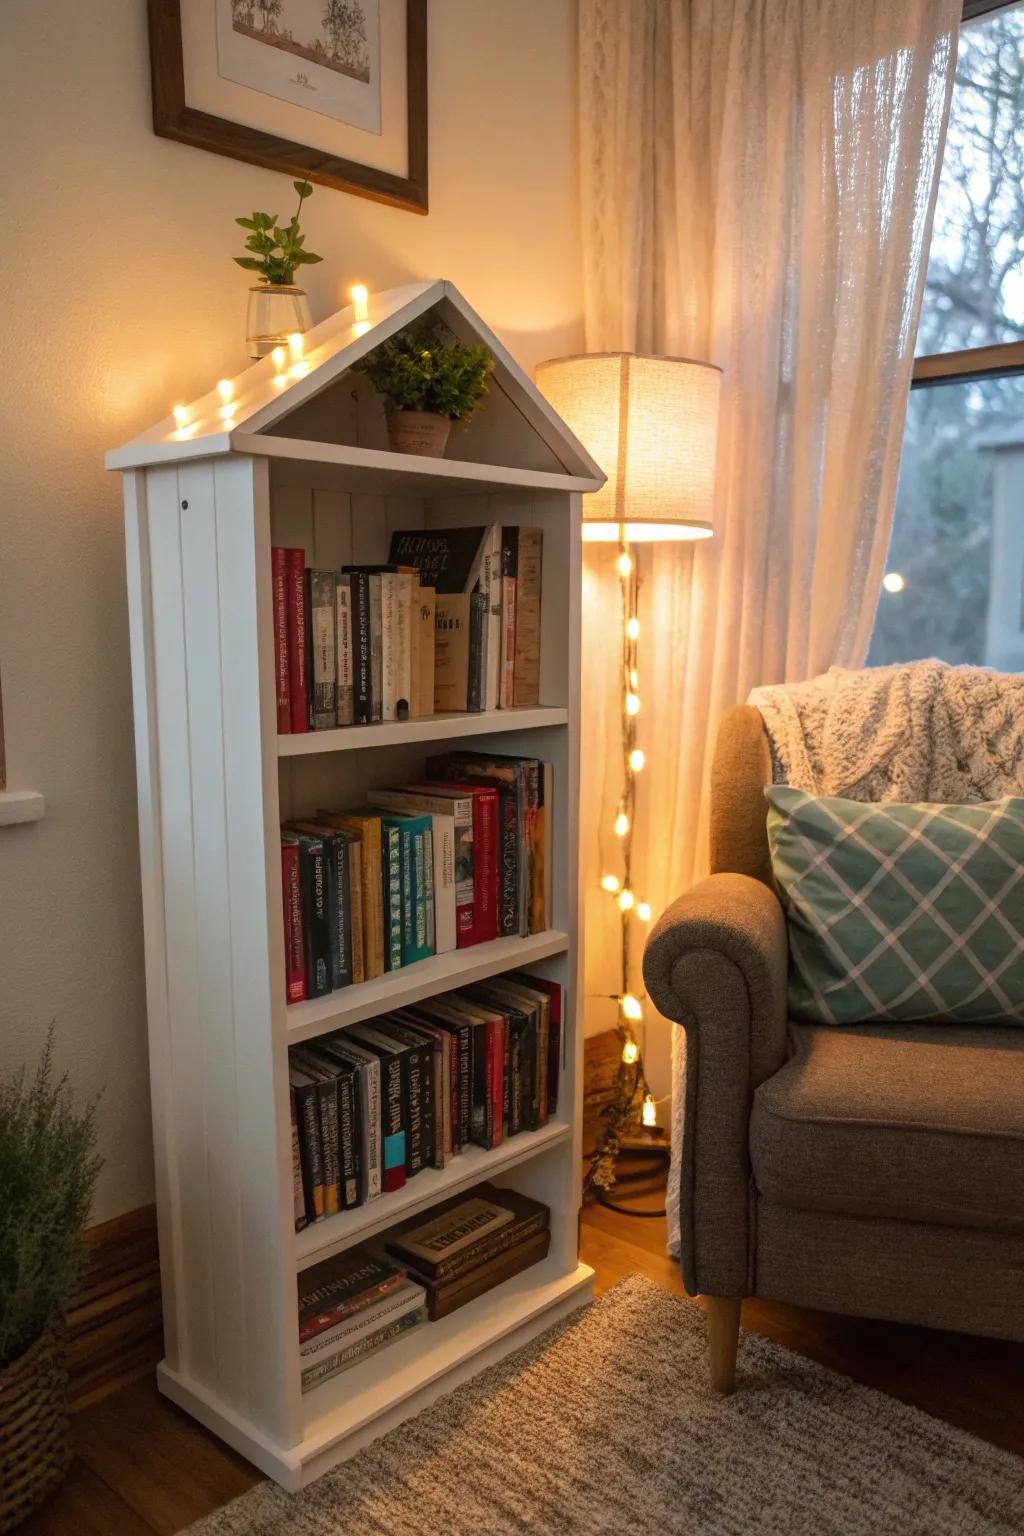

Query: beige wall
left=0, top=0, right=582, bottom=1223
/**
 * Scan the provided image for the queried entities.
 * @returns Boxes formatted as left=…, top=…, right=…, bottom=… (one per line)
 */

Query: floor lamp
left=535, top=352, right=722, bottom=1207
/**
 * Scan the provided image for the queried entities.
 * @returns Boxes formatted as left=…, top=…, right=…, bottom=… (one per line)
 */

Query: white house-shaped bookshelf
left=107, top=281, right=602, bottom=1490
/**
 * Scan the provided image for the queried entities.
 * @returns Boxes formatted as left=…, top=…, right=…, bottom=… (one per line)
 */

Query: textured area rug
left=187, top=1275, right=1024, bottom=1536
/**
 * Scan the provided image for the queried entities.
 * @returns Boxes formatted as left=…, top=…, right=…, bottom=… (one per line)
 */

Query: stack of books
left=289, top=973, right=562, bottom=1231
left=280, top=750, right=552, bottom=1003
left=297, top=1248, right=426, bottom=1393
left=273, top=525, right=543, bottom=732
left=385, top=1184, right=550, bottom=1320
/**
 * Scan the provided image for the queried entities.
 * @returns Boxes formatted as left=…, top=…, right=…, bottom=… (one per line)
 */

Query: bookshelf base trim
left=156, top=1262, right=595, bottom=1493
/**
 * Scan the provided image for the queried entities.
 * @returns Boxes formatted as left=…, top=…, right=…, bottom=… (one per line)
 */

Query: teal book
left=379, top=820, right=403, bottom=971
left=377, top=812, right=433, bottom=966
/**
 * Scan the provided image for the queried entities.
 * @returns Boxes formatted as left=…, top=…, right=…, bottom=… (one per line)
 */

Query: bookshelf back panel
left=262, top=297, right=566, bottom=477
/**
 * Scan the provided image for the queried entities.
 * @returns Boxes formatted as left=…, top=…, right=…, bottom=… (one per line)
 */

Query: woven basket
left=0, top=1329, right=71, bottom=1532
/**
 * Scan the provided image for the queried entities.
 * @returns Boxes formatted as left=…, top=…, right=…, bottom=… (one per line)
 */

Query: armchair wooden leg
left=704, top=1296, right=741, bottom=1394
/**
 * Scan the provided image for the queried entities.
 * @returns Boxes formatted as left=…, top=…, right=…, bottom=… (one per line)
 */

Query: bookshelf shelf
left=286, top=930, right=570, bottom=1042
left=112, top=279, right=595, bottom=1492
left=278, top=706, right=569, bottom=756
left=295, top=1121, right=572, bottom=1269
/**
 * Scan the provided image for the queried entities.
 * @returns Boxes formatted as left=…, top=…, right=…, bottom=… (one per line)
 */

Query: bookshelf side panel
left=124, top=470, right=184, bottom=1371
left=214, top=456, right=301, bottom=1447
left=145, top=465, right=216, bottom=1385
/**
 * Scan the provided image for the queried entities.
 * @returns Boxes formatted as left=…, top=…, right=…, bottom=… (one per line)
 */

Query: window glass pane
left=916, top=4, right=1024, bottom=357
left=867, top=374, right=1024, bottom=669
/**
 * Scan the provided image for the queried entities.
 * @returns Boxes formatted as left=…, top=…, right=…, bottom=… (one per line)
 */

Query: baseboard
left=67, top=1204, right=163, bottom=1408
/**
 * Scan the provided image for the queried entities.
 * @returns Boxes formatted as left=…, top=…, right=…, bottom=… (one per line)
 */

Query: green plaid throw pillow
left=766, top=787, right=1024, bottom=1026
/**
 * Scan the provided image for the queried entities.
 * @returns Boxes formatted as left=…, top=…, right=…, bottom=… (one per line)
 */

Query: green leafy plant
left=355, top=321, right=495, bottom=421
left=233, top=180, right=323, bottom=286
left=0, top=1030, right=101, bottom=1369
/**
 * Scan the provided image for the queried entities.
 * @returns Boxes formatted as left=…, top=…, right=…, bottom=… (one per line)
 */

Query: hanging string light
left=585, top=528, right=663, bottom=1194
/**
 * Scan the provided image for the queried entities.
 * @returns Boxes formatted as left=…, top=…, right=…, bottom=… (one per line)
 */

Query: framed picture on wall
left=148, top=0, right=427, bottom=213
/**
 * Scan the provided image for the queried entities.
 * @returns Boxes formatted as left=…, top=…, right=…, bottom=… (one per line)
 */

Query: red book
left=422, top=781, right=498, bottom=944
left=271, top=547, right=291, bottom=734
left=285, top=548, right=308, bottom=734
left=281, top=840, right=306, bottom=1003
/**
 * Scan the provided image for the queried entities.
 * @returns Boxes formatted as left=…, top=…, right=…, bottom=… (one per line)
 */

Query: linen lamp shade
left=535, top=352, right=721, bottom=541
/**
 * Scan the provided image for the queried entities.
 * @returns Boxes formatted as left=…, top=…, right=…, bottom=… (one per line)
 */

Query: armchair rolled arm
left=643, top=873, right=789, bottom=1298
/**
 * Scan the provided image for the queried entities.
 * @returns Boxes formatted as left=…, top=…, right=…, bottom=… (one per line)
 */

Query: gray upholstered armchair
left=642, top=703, right=1024, bottom=1393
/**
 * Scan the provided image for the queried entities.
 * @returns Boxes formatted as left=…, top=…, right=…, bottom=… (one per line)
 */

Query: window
left=868, top=2, right=1024, bottom=671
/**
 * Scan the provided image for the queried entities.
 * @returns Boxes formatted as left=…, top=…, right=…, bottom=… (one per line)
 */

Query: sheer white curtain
left=577, top=0, right=961, bottom=1253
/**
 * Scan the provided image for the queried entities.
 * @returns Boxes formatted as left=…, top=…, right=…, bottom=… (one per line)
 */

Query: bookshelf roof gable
left=106, top=280, right=605, bottom=488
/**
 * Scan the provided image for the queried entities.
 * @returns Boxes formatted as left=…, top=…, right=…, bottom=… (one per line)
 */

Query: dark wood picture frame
left=148, top=0, right=428, bottom=214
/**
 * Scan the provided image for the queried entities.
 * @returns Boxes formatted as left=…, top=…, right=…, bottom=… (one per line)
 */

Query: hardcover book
left=433, top=594, right=472, bottom=712
left=271, top=547, right=291, bottom=733
left=386, top=1195, right=513, bottom=1271
left=297, top=1248, right=406, bottom=1341
left=300, top=1306, right=425, bottom=1392
left=307, top=569, right=338, bottom=730
left=285, top=548, right=308, bottom=735
left=387, top=527, right=491, bottom=594
left=424, top=1228, right=550, bottom=1321
left=335, top=574, right=354, bottom=727
left=512, top=526, right=543, bottom=707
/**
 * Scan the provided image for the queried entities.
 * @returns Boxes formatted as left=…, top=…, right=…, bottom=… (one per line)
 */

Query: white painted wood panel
left=213, top=457, right=300, bottom=1445
left=145, top=465, right=215, bottom=1383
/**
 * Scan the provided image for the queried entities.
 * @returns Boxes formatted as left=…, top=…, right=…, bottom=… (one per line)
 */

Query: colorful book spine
left=396, top=572, right=414, bottom=719
left=334, top=574, right=354, bottom=727
left=368, top=573, right=383, bottom=722
left=512, top=526, right=543, bottom=707
left=281, top=838, right=305, bottom=1004
left=285, top=548, right=308, bottom=734
left=297, top=835, right=331, bottom=998
left=308, top=569, right=337, bottom=730
left=272, top=546, right=291, bottom=733
left=499, top=527, right=518, bottom=710
left=349, top=571, right=372, bottom=724
left=300, top=1307, right=425, bottom=1392
left=379, top=572, right=398, bottom=721
left=467, top=587, right=488, bottom=712
left=381, top=820, right=403, bottom=971
left=290, top=1089, right=307, bottom=1232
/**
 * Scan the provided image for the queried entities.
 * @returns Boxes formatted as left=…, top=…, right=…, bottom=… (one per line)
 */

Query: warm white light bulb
left=882, top=571, right=905, bottom=594
left=614, top=812, right=629, bottom=837
left=625, top=692, right=640, bottom=716
left=629, top=668, right=639, bottom=689
left=637, top=901, right=652, bottom=923
left=629, top=748, right=646, bottom=773
left=172, top=404, right=188, bottom=430
left=618, top=887, right=635, bottom=912
left=622, top=1039, right=639, bottom=1065
left=217, top=379, right=233, bottom=406
left=621, top=993, right=643, bottom=1022
left=271, top=345, right=287, bottom=372
left=642, top=1093, right=657, bottom=1127
left=626, top=616, right=640, bottom=641
left=288, top=332, right=304, bottom=363
left=600, top=873, right=621, bottom=894
left=351, top=283, right=369, bottom=322
left=617, top=551, right=633, bottom=578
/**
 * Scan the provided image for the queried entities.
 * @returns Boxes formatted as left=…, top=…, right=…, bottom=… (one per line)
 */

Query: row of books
left=272, top=524, right=543, bottom=732
left=297, top=1185, right=550, bottom=1391
left=289, top=972, right=561, bottom=1230
left=281, top=750, right=551, bottom=1003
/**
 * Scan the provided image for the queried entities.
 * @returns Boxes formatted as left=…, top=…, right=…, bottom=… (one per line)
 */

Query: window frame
left=911, top=1, right=1024, bottom=390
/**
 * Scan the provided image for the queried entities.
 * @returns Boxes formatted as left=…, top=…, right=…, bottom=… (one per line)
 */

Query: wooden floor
left=22, top=1178, right=1024, bottom=1534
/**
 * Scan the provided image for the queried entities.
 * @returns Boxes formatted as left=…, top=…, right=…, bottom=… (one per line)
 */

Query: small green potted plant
left=355, top=320, right=495, bottom=457
left=0, top=1032, right=100, bottom=1532
left=234, top=180, right=323, bottom=358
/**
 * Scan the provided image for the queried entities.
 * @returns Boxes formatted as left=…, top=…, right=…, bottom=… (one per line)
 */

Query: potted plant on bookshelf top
left=0, top=1031, right=100, bottom=1533
left=234, top=180, right=323, bottom=358
left=355, top=320, right=495, bottom=457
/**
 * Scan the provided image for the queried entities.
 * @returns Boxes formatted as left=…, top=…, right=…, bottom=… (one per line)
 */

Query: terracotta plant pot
left=386, top=410, right=453, bottom=458
left=0, top=1330, right=71, bottom=1533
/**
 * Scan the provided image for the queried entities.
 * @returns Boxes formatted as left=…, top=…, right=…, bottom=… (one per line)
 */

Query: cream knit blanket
left=748, top=661, right=1024, bottom=802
